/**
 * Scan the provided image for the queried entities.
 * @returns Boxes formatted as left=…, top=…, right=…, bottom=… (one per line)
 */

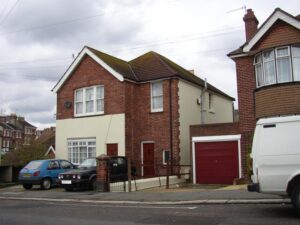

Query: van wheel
left=90, top=178, right=97, bottom=191
left=22, top=184, right=33, bottom=190
left=41, top=178, right=52, bottom=190
left=291, top=185, right=300, bottom=214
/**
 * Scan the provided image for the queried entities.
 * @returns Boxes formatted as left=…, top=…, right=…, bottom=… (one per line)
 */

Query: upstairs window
left=4, top=129, right=10, bottom=137
left=74, top=85, right=104, bottom=116
left=254, top=54, right=263, bottom=87
left=151, top=82, right=163, bottom=112
left=276, top=47, right=292, bottom=83
left=254, top=45, right=300, bottom=88
left=263, top=49, right=276, bottom=85
left=292, top=45, right=300, bottom=81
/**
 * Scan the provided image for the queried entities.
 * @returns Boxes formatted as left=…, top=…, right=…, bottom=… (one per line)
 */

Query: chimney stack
left=243, top=9, right=259, bottom=41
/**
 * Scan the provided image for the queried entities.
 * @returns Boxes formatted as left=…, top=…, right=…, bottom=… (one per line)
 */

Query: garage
left=192, top=135, right=241, bottom=184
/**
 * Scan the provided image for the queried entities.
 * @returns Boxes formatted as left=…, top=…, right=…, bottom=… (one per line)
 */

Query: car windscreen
left=78, top=158, right=96, bottom=168
left=25, top=161, right=43, bottom=170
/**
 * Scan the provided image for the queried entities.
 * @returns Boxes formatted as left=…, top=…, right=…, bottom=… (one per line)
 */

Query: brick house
left=190, top=8, right=300, bottom=185
left=228, top=7, right=300, bottom=175
left=53, top=46, right=234, bottom=177
left=0, top=114, right=36, bottom=153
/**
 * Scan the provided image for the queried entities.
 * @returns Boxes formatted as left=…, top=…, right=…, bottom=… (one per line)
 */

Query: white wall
left=55, top=114, right=125, bottom=160
left=178, top=80, right=233, bottom=165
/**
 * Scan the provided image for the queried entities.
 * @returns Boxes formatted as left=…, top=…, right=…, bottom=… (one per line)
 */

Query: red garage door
left=195, top=141, right=239, bottom=184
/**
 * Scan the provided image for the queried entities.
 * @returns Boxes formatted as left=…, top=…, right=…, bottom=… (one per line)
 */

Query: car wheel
left=41, top=178, right=52, bottom=190
left=90, top=178, right=97, bottom=191
left=22, top=184, right=33, bottom=190
left=64, top=188, right=73, bottom=192
left=291, top=185, right=300, bottom=214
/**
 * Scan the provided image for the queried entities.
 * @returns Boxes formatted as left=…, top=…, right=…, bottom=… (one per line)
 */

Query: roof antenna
left=226, top=5, right=246, bottom=14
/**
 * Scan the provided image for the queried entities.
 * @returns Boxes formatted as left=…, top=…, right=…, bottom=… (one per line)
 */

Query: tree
left=2, top=142, right=49, bottom=167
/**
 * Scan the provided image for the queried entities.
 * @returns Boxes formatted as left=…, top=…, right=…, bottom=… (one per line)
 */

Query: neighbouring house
left=190, top=8, right=300, bottom=185
left=0, top=113, right=37, bottom=153
left=35, top=127, right=56, bottom=158
left=52, top=46, right=234, bottom=177
left=228, top=8, right=300, bottom=174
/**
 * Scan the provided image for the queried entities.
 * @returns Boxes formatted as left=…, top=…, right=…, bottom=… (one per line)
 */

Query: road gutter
left=0, top=196, right=291, bottom=205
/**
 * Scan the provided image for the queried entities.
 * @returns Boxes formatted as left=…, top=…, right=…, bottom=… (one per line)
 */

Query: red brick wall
left=190, top=123, right=240, bottom=137
left=125, top=79, right=180, bottom=174
left=255, top=83, right=300, bottom=118
left=234, top=57, right=257, bottom=132
left=56, top=55, right=125, bottom=120
left=253, top=20, right=300, bottom=51
left=47, top=150, right=55, bottom=159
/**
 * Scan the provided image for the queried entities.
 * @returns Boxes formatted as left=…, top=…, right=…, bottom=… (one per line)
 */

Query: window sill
left=209, top=109, right=215, bottom=114
left=74, top=112, right=104, bottom=117
left=151, top=109, right=164, bottom=113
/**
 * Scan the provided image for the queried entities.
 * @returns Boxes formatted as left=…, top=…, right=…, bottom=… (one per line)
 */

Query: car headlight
left=73, top=175, right=76, bottom=179
left=58, top=175, right=62, bottom=179
left=77, top=175, right=81, bottom=179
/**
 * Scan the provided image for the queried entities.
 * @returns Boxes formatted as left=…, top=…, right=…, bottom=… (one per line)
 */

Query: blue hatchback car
left=18, top=159, right=75, bottom=190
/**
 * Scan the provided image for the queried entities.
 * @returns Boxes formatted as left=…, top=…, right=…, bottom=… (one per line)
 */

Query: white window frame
left=3, top=140, right=10, bottom=148
left=67, top=138, right=96, bottom=165
left=151, top=81, right=163, bottom=113
left=262, top=49, right=276, bottom=85
left=4, top=130, right=9, bottom=137
left=292, top=45, right=300, bottom=81
left=162, top=149, right=170, bottom=165
left=74, top=85, right=104, bottom=117
left=275, top=46, right=292, bottom=83
left=254, top=53, right=264, bottom=88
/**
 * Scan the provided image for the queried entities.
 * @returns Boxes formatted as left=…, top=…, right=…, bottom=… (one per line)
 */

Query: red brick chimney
left=243, top=9, right=259, bottom=41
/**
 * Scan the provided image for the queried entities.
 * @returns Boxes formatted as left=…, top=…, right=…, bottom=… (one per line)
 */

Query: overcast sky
left=0, top=0, right=299, bottom=129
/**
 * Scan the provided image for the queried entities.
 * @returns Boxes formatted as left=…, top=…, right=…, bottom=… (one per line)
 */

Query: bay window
left=254, top=45, right=300, bottom=88
left=74, top=85, right=104, bottom=116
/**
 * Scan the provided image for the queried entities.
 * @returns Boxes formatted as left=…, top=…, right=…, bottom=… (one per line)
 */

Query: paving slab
left=0, top=184, right=288, bottom=204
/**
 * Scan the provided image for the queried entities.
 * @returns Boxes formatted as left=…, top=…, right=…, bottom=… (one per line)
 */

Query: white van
left=248, top=115, right=300, bottom=213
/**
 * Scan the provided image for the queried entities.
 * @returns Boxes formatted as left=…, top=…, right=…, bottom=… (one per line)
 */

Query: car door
left=46, top=160, right=61, bottom=182
left=60, top=160, right=74, bottom=172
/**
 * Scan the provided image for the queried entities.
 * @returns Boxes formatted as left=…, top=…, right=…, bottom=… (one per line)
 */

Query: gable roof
left=228, top=8, right=300, bottom=58
left=23, top=120, right=36, bottom=128
left=53, top=47, right=234, bottom=100
left=52, top=47, right=125, bottom=93
left=45, top=145, right=55, bottom=157
left=0, top=122, right=14, bottom=130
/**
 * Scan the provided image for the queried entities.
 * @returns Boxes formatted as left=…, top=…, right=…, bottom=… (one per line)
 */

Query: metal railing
left=108, top=159, right=191, bottom=192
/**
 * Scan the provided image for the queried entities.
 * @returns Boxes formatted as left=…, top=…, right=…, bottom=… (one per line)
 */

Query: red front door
left=107, top=144, right=118, bottom=156
left=142, top=143, right=155, bottom=177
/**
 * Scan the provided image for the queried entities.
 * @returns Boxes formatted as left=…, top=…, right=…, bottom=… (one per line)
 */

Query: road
left=0, top=199, right=299, bottom=225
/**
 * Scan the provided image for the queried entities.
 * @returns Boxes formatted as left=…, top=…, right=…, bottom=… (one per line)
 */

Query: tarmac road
left=0, top=199, right=299, bottom=225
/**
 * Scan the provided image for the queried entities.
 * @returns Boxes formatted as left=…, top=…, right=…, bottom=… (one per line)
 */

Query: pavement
left=0, top=183, right=291, bottom=205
